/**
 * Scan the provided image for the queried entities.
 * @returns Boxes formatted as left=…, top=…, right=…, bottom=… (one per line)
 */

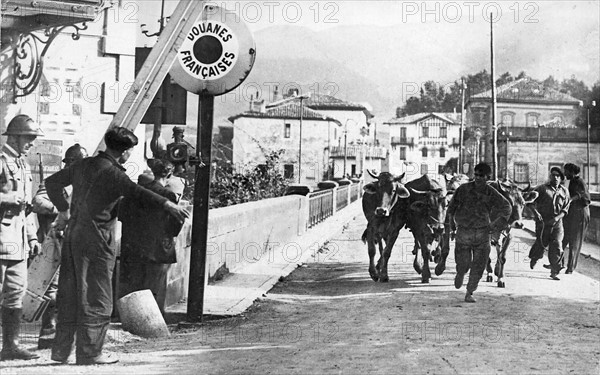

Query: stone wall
left=163, top=196, right=308, bottom=310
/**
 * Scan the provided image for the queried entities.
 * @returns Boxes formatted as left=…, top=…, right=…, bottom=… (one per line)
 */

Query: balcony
left=500, top=127, right=600, bottom=142
left=391, top=137, right=414, bottom=146
left=329, top=146, right=387, bottom=159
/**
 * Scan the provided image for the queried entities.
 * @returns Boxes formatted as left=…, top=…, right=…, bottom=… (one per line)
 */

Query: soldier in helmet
left=31, top=144, right=88, bottom=350
left=0, top=114, right=43, bottom=361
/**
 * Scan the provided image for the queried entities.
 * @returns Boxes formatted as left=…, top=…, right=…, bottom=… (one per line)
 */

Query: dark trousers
left=529, top=219, right=564, bottom=273
left=53, top=228, right=116, bottom=360
left=119, top=260, right=169, bottom=313
left=455, top=227, right=490, bottom=293
left=562, top=207, right=590, bottom=272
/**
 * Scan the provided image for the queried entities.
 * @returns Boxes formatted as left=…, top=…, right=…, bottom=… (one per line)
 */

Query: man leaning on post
left=45, top=127, right=190, bottom=365
left=0, top=115, right=43, bottom=361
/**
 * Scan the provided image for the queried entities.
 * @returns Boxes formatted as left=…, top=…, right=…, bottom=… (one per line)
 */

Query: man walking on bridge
left=447, top=162, right=511, bottom=303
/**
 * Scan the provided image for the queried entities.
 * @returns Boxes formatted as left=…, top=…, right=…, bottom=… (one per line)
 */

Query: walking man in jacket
left=447, top=162, right=511, bottom=303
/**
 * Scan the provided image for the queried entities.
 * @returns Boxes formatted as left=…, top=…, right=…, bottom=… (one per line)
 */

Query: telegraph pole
left=459, top=78, right=466, bottom=174
left=490, top=13, right=498, bottom=180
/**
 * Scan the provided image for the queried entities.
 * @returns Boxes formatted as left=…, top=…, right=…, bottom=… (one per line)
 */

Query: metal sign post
left=187, top=94, right=213, bottom=321
left=168, top=5, right=256, bottom=322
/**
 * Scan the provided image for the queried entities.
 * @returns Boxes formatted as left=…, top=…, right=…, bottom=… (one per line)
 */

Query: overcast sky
left=135, top=1, right=599, bottom=85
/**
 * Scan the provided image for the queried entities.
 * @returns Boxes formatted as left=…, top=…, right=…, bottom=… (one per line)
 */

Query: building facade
left=229, top=102, right=340, bottom=186
left=384, top=112, right=461, bottom=183
left=1, top=1, right=144, bottom=187
left=466, top=77, right=600, bottom=189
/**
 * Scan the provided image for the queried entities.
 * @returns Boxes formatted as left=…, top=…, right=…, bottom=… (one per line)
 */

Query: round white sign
left=170, top=5, right=256, bottom=96
left=177, top=21, right=239, bottom=81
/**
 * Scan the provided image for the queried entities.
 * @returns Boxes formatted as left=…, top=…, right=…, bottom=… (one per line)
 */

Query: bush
left=174, top=149, right=288, bottom=208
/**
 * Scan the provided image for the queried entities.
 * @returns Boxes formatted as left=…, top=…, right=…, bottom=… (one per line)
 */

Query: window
left=501, top=112, right=515, bottom=127
left=440, top=127, right=447, bottom=138
left=514, top=163, right=529, bottom=183
left=439, top=148, right=446, bottom=158
left=39, top=102, right=49, bottom=115
left=399, top=147, right=406, bottom=160
left=73, top=104, right=81, bottom=116
left=438, top=165, right=444, bottom=174
left=284, top=164, right=294, bottom=179
left=583, top=164, right=598, bottom=187
left=422, top=126, right=429, bottom=137
left=421, top=163, right=428, bottom=175
left=422, top=147, right=428, bottom=158
left=284, top=123, right=291, bottom=138
left=526, top=112, right=540, bottom=127
left=400, top=127, right=407, bottom=139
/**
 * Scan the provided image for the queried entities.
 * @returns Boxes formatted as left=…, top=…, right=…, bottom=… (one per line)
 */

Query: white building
left=385, top=112, right=461, bottom=183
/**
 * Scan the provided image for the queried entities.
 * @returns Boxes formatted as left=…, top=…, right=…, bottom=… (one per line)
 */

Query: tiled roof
left=385, top=112, right=461, bottom=125
left=228, top=103, right=340, bottom=124
left=470, top=78, right=581, bottom=104
left=302, top=93, right=368, bottom=111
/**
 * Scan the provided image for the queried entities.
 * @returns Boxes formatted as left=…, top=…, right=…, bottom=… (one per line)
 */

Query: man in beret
left=45, top=127, right=189, bottom=365
left=561, top=163, right=590, bottom=273
left=528, top=167, right=570, bottom=280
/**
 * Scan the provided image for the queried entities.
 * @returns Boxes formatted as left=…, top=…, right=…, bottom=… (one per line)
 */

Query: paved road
left=3, top=213, right=600, bottom=374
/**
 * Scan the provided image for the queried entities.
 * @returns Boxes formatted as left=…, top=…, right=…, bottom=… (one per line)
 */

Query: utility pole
left=459, top=78, right=466, bottom=174
left=490, top=12, right=498, bottom=180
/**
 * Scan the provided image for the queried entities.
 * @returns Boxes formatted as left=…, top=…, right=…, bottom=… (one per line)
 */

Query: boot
left=38, top=304, right=57, bottom=350
left=1, top=308, right=40, bottom=361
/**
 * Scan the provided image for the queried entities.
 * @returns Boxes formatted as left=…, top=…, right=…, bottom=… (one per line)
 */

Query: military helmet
left=2, top=114, right=44, bottom=136
left=62, top=143, right=87, bottom=164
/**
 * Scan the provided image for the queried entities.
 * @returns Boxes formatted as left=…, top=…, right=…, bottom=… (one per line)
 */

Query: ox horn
left=367, top=169, right=380, bottom=179
left=409, top=187, right=428, bottom=195
left=394, top=172, right=406, bottom=182
left=518, top=181, right=532, bottom=192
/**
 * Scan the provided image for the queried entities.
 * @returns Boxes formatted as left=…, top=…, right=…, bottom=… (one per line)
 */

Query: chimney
left=249, top=94, right=254, bottom=112
left=273, top=85, right=280, bottom=102
left=252, top=99, right=266, bottom=113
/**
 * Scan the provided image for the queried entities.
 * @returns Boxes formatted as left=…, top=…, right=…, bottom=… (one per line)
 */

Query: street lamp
left=580, top=100, right=597, bottom=187
left=343, top=119, right=356, bottom=178
left=536, top=121, right=544, bottom=185
left=501, top=126, right=512, bottom=180
left=267, top=92, right=311, bottom=183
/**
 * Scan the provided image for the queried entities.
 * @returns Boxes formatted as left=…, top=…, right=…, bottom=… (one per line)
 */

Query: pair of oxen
left=361, top=171, right=538, bottom=287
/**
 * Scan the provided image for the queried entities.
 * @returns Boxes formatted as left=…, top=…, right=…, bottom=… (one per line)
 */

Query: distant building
left=228, top=101, right=340, bottom=185
left=466, top=77, right=599, bottom=189
left=228, top=90, right=387, bottom=185
left=384, top=112, right=461, bottom=183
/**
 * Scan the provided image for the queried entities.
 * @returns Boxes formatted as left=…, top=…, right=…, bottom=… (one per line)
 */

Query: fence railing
left=307, top=189, right=334, bottom=227
left=336, top=186, right=350, bottom=211
left=307, top=182, right=363, bottom=228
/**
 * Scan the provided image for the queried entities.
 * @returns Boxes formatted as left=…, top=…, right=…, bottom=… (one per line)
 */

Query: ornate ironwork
left=12, top=22, right=88, bottom=102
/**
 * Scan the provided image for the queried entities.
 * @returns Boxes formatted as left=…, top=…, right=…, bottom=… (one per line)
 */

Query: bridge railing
left=307, top=181, right=363, bottom=228
left=336, top=185, right=350, bottom=211
left=307, top=188, right=334, bottom=228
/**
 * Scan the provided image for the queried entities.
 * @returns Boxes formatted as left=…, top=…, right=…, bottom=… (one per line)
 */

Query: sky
left=134, top=1, right=599, bottom=85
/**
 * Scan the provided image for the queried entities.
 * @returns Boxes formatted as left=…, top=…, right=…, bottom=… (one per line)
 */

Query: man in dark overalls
left=45, top=127, right=189, bottom=365
left=31, top=144, right=88, bottom=349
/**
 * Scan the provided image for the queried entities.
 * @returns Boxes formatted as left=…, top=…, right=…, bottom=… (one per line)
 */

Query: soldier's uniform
left=1, top=114, right=42, bottom=361
left=0, top=143, right=36, bottom=303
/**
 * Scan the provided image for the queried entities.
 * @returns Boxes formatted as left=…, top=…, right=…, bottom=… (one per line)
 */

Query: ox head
left=407, top=178, right=447, bottom=242
left=495, top=180, right=539, bottom=229
left=363, top=170, right=410, bottom=218
left=444, top=173, right=470, bottom=194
